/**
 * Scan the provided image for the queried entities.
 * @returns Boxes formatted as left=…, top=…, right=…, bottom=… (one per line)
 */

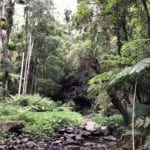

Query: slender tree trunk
left=116, top=26, right=122, bottom=56
left=142, top=0, right=150, bottom=38
left=33, top=61, right=38, bottom=93
left=18, top=52, right=25, bottom=95
left=4, top=71, right=9, bottom=91
left=115, top=14, right=122, bottom=56
left=23, top=42, right=30, bottom=94
left=121, top=0, right=129, bottom=41
left=23, top=34, right=34, bottom=94
left=132, top=79, right=138, bottom=150
left=24, top=41, right=33, bottom=93
left=121, top=12, right=128, bottom=41
left=2, top=0, right=5, bottom=16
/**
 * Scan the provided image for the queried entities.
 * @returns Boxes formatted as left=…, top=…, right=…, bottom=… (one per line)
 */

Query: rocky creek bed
left=0, top=125, right=119, bottom=150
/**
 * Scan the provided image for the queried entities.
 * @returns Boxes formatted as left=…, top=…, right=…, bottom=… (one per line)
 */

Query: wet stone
left=26, top=141, right=37, bottom=148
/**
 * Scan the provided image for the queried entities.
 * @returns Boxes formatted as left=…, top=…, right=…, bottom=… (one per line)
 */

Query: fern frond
left=121, top=39, right=150, bottom=63
left=89, top=70, right=118, bottom=85
left=110, top=58, right=150, bottom=86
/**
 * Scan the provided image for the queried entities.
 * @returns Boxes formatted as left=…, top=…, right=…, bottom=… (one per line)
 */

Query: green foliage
left=37, top=78, right=61, bottom=96
left=134, top=104, right=150, bottom=118
left=11, top=94, right=57, bottom=112
left=89, top=70, right=117, bottom=85
left=106, top=0, right=118, bottom=11
left=28, top=16, right=65, bottom=96
left=67, top=39, right=94, bottom=69
left=109, top=58, right=150, bottom=88
left=0, top=57, right=13, bottom=73
left=87, top=71, right=118, bottom=113
left=0, top=108, right=83, bottom=139
left=135, top=117, right=150, bottom=150
left=0, top=94, right=83, bottom=139
left=0, top=103, right=19, bottom=117
left=73, top=1, right=92, bottom=25
left=23, top=110, right=83, bottom=137
left=9, top=73, right=19, bottom=83
left=121, top=39, right=150, bottom=63
left=102, top=54, right=133, bottom=66
left=94, top=114, right=124, bottom=127
left=141, top=136, right=150, bottom=150
left=5, top=42, right=16, bottom=51
left=88, top=71, right=117, bottom=99
left=136, top=117, right=150, bottom=129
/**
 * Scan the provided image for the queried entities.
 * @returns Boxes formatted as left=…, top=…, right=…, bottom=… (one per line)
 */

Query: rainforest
left=0, top=0, right=150, bottom=149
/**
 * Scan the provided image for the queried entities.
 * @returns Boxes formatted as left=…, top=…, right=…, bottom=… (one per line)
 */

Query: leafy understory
left=0, top=0, right=150, bottom=149
left=0, top=94, right=83, bottom=138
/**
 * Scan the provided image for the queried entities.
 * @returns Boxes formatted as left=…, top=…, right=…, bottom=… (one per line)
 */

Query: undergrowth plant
left=10, top=94, right=57, bottom=112
left=136, top=117, right=150, bottom=150
left=0, top=94, right=83, bottom=139
left=94, top=114, right=124, bottom=127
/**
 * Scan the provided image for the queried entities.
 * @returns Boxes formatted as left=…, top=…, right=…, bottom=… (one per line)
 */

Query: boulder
left=85, top=121, right=98, bottom=132
left=101, top=126, right=110, bottom=136
left=0, top=121, right=24, bottom=132
left=26, top=141, right=37, bottom=149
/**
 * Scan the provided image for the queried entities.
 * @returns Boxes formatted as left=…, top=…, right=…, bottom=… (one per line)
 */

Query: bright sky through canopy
left=53, top=0, right=77, bottom=21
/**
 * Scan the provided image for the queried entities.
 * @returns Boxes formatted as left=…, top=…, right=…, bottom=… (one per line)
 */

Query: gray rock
left=26, top=141, right=37, bottom=148
left=101, top=126, right=110, bottom=136
left=85, top=121, right=98, bottom=132
left=103, top=135, right=117, bottom=141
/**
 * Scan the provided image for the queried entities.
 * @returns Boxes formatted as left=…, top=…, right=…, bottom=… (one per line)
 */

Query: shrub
left=0, top=103, right=19, bottom=116
left=94, top=114, right=124, bottom=127
left=11, top=94, right=57, bottom=112
left=0, top=109, right=83, bottom=139
left=6, top=42, right=16, bottom=51
left=0, top=94, right=84, bottom=139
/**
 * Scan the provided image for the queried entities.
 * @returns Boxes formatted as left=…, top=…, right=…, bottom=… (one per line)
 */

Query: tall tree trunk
left=121, top=0, right=129, bottom=41
left=2, top=0, right=5, bottom=16
left=109, top=91, right=131, bottom=125
left=18, top=52, right=25, bottom=95
left=22, top=42, right=30, bottom=94
left=142, top=0, right=150, bottom=38
left=23, top=34, right=34, bottom=94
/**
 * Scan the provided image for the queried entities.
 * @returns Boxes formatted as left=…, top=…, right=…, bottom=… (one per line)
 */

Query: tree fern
left=102, top=54, right=133, bottom=67
left=89, top=70, right=117, bottom=85
left=110, top=58, right=150, bottom=87
left=88, top=70, right=117, bottom=98
left=121, top=39, right=150, bottom=63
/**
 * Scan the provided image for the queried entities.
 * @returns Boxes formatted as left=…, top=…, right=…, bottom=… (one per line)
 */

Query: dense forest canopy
left=0, top=0, right=150, bottom=149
